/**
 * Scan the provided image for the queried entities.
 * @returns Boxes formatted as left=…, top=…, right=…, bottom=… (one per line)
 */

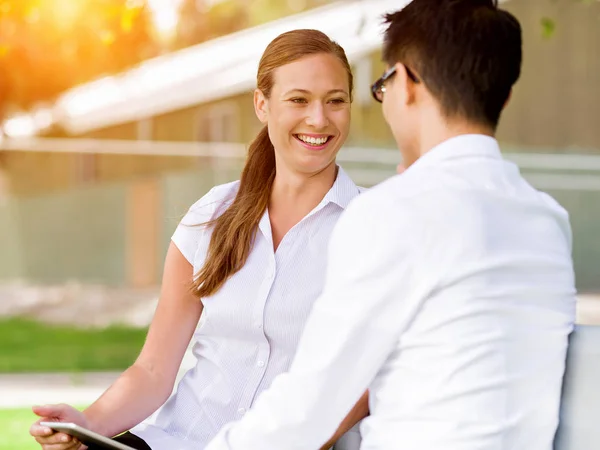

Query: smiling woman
left=254, top=52, right=351, bottom=186
left=193, top=29, right=354, bottom=296
left=29, top=29, right=366, bottom=450
left=270, top=61, right=349, bottom=152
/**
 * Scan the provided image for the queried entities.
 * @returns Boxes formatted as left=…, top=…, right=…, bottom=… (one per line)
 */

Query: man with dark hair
left=373, top=0, right=523, bottom=167
left=206, top=1, right=576, bottom=449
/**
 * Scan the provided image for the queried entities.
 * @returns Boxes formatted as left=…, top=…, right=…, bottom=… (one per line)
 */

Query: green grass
left=0, top=318, right=148, bottom=372
left=0, top=407, right=44, bottom=450
left=0, top=406, right=87, bottom=450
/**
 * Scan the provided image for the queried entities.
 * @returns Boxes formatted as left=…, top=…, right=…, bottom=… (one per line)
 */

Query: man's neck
left=420, top=120, right=495, bottom=156
left=403, top=119, right=495, bottom=167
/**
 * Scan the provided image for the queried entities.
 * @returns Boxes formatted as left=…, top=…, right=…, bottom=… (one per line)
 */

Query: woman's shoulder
left=182, top=180, right=240, bottom=224
left=194, top=180, right=240, bottom=208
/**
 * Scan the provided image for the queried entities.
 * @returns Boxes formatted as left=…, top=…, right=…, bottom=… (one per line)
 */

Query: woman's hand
left=30, top=404, right=89, bottom=450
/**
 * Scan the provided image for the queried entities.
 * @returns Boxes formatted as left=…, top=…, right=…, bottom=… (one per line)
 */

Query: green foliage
left=540, top=0, right=599, bottom=38
left=0, top=407, right=39, bottom=450
left=541, top=16, right=557, bottom=39
left=0, top=406, right=88, bottom=450
left=0, top=318, right=147, bottom=372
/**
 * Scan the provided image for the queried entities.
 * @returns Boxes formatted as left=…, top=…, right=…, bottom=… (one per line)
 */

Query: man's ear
left=394, top=62, right=417, bottom=106
left=254, top=89, right=268, bottom=124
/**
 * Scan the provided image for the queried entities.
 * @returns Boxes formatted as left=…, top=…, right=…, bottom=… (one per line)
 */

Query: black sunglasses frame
left=371, top=65, right=420, bottom=103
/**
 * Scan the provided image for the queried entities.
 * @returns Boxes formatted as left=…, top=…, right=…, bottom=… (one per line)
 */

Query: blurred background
left=0, top=0, right=598, bottom=447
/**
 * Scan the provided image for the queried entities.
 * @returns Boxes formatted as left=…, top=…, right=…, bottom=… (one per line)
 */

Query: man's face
left=381, top=63, right=421, bottom=167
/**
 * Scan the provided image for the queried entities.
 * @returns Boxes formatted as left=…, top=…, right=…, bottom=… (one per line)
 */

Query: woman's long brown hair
left=192, top=29, right=353, bottom=298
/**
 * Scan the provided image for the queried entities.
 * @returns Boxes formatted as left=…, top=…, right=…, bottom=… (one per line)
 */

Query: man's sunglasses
left=371, top=65, right=420, bottom=103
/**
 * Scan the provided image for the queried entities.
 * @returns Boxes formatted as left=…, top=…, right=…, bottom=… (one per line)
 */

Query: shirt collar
left=406, top=134, right=502, bottom=173
left=321, top=165, right=360, bottom=210
left=257, top=166, right=360, bottom=241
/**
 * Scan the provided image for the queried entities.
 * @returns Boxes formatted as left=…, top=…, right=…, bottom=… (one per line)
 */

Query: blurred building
left=0, top=0, right=598, bottom=291
left=1, top=0, right=399, bottom=196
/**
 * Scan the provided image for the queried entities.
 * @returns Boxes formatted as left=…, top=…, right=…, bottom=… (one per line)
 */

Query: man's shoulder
left=353, top=173, right=430, bottom=209
left=340, top=174, right=425, bottom=231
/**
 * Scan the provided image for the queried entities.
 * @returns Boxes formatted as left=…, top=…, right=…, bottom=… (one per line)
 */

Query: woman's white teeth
left=298, top=135, right=328, bottom=145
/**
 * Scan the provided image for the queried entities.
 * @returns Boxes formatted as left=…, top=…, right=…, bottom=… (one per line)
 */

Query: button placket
left=237, top=256, right=276, bottom=413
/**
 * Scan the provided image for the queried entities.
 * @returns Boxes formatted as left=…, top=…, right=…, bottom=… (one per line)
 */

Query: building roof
left=2, top=0, right=511, bottom=138
left=52, top=0, right=410, bottom=135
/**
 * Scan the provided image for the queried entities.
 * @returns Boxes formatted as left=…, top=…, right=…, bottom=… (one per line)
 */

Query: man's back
left=203, top=3, right=558, bottom=449
left=361, top=135, right=576, bottom=449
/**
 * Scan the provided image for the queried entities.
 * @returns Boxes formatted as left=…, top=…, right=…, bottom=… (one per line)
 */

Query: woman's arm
left=83, top=242, right=203, bottom=437
left=319, top=390, right=369, bottom=450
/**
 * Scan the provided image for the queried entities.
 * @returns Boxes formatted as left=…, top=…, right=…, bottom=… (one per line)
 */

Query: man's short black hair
left=383, top=0, right=522, bottom=129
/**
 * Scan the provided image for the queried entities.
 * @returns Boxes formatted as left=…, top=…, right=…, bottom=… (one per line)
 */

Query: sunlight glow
left=40, top=0, right=87, bottom=30
left=147, top=0, right=183, bottom=40
left=32, top=108, right=54, bottom=130
left=3, top=115, right=37, bottom=138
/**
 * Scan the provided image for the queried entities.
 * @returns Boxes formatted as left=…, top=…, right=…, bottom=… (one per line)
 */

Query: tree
left=174, top=0, right=211, bottom=49
left=0, top=0, right=158, bottom=117
left=172, top=0, right=336, bottom=50
left=245, top=0, right=332, bottom=27
left=0, top=0, right=341, bottom=117
left=173, top=0, right=250, bottom=49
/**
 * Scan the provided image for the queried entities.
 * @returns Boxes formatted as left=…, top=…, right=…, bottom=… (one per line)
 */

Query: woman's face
left=254, top=53, right=351, bottom=178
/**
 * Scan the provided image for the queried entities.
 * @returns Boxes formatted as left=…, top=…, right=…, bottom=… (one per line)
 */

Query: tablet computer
left=39, top=422, right=136, bottom=450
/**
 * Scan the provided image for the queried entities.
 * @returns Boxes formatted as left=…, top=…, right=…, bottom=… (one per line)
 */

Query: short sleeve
left=171, top=187, right=219, bottom=265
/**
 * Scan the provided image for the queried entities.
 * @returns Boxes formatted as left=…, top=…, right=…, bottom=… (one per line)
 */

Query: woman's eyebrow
left=282, top=88, right=349, bottom=96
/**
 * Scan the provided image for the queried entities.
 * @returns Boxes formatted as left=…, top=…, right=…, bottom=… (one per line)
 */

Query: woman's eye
left=290, top=98, right=307, bottom=104
left=329, top=98, right=347, bottom=104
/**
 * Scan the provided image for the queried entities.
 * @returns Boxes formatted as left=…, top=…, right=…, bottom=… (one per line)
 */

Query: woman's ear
left=254, top=89, right=268, bottom=124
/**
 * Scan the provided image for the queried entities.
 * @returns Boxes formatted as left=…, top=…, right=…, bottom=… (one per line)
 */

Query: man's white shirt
left=205, top=134, right=576, bottom=450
